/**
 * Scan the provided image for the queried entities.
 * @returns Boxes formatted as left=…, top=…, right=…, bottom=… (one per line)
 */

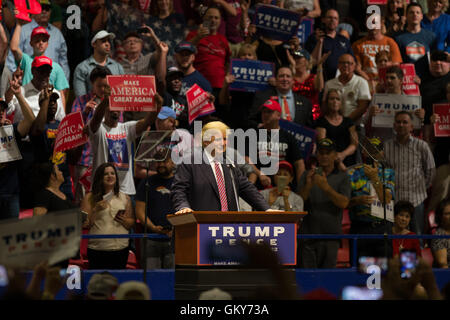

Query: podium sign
left=198, top=223, right=297, bottom=265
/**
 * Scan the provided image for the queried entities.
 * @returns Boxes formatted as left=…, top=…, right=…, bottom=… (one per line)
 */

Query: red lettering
left=8, top=246, right=16, bottom=253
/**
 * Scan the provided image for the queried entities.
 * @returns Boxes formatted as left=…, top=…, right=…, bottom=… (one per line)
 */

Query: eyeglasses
left=124, top=39, right=141, bottom=45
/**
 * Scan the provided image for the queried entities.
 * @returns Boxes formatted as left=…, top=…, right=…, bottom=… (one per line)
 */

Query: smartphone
left=203, top=19, right=213, bottom=30
left=341, top=286, right=383, bottom=300
left=0, top=265, right=8, bottom=287
left=358, top=256, right=388, bottom=274
left=137, top=27, right=148, bottom=34
left=276, top=175, right=289, bottom=194
left=314, top=166, right=323, bottom=175
left=115, top=210, right=125, bottom=219
left=400, top=250, right=417, bottom=279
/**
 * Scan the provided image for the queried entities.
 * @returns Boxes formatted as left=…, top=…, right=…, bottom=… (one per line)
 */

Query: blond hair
left=202, top=121, right=230, bottom=141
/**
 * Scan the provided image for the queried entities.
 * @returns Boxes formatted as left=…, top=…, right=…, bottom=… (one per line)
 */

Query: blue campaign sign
left=253, top=4, right=301, bottom=41
left=297, top=18, right=314, bottom=44
left=229, top=59, right=275, bottom=92
left=198, top=223, right=297, bottom=265
left=279, top=119, right=316, bottom=160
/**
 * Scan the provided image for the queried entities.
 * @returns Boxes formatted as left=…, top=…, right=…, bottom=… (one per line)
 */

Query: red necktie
left=117, top=153, right=122, bottom=162
left=214, top=161, right=228, bottom=211
left=282, top=96, right=292, bottom=121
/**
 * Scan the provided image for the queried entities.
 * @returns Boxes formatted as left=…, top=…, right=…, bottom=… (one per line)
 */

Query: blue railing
left=81, top=233, right=450, bottom=268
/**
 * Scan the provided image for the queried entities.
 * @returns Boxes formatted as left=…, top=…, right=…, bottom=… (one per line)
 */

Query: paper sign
left=0, top=125, right=22, bottom=164
left=433, top=103, right=450, bottom=137
left=229, top=59, right=274, bottom=92
left=253, top=4, right=301, bottom=41
left=279, top=119, right=316, bottom=160
left=107, top=75, right=156, bottom=112
left=369, top=182, right=394, bottom=222
left=372, top=94, right=422, bottom=128
left=378, top=64, right=420, bottom=96
left=297, top=17, right=314, bottom=44
left=79, top=167, right=92, bottom=192
left=186, top=84, right=216, bottom=124
left=53, top=112, right=88, bottom=154
left=0, top=209, right=82, bottom=268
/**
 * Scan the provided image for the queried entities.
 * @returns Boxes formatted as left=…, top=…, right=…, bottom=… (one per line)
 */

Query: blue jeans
left=0, top=194, right=20, bottom=220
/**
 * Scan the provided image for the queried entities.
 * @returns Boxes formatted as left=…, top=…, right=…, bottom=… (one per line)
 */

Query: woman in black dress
left=315, top=89, right=358, bottom=170
left=33, top=162, right=77, bottom=216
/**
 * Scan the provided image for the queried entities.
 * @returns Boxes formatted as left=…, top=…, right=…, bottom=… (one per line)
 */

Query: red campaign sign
left=107, top=75, right=156, bottom=112
left=378, top=63, right=420, bottom=95
left=79, top=167, right=93, bottom=192
left=433, top=103, right=450, bottom=137
left=53, top=112, right=88, bottom=154
left=186, top=84, right=215, bottom=124
left=367, top=0, right=387, bottom=4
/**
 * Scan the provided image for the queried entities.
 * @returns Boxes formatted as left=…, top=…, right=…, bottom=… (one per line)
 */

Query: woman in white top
left=260, top=161, right=304, bottom=211
left=81, top=163, right=135, bottom=269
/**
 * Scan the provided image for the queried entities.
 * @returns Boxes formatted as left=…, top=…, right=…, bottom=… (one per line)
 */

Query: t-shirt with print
left=394, top=29, right=436, bottom=78
left=180, top=70, right=212, bottom=98
left=352, top=35, right=403, bottom=80
left=186, top=31, right=231, bottom=88
left=89, top=121, right=137, bottom=195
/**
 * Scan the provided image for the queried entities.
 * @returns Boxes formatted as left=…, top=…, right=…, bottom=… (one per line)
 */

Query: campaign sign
left=367, top=0, right=387, bottom=4
left=186, top=84, right=216, bottom=124
left=107, top=75, right=156, bottom=112
left=297, top=17, right=314, bottom=44
left=54, top=112, right=87, bottom=154
left=253, top=5, right=301, bottom=41
left=433, top=103, right=450, bottom=137
left=0, top=125, right=22, bottom=164
left=0, top=209, right=82, bottom=268
left=378, top=64, right=420, bottom=96
left=229, top=59, right=274, bottom=92
left=372, top=94, right=422, bottom=129
left=369, top=182, right=394, bottom=222
left=198, top=223, right=297, bottom=265
left=279, top=119, right=316, bottom=160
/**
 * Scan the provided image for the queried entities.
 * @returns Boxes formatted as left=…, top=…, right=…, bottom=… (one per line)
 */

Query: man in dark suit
left=171, top=121, right=272, bottom=214
left=248, top=66, right=313, bottom=129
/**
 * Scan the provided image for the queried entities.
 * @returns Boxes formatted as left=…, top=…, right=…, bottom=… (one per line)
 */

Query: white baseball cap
left=91, top=30, right=115, bottom=45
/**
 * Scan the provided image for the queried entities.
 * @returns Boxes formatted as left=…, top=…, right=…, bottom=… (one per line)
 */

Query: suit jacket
left=171, top=151, right=270, bottom=212
left=249, top=88, right=314, bottom=129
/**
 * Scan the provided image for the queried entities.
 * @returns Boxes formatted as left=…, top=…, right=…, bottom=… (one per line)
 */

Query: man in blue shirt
left=305, top=9, right=353, bottom=81
left=6, top=3, right=69, bottom=81
left=394, top=3, right=437, bottom=78
left=73, top=30, right=125, bottom=97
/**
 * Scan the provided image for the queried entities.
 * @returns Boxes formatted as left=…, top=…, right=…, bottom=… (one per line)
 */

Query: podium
left=167, top=211, right=307, bottom=299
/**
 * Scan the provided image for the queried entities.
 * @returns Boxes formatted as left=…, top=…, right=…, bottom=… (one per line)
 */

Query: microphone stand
left=228, top=163, right=240, bottom=211
left=142, top=159, right=150, bottom=283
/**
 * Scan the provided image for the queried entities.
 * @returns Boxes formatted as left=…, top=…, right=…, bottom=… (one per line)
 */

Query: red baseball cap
left=32, top=56, right=53, bottom=68
left=278, top=160, right=294, bottom=175
left=260, top=99, right=281, bottom=113
left=31, top=26, right=50, bottom=40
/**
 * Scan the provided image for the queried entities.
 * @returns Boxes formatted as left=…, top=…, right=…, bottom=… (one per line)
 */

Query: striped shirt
left=385, top=136, right=435, bottom=206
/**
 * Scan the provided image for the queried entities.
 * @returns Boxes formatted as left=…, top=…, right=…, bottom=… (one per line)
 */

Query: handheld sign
left=0, top=209, right=82, bottom=268
left=372, top=94, right=422, bottom=129
left=53, top=112, right=88, bottom=154
left=369, top=182, right=394, bottom=222
left=297, top=17, right=314, bottom=44
left=0, top=125, right=22, bottom=164
left=279, top=119, right=316, bottom=160
left=253, top=4, right=301, bottom=41
left=433, top=103, right=450, bottom=137
left=378, top=64, right=420, bottom=96
left=367, top=0, right=387, bottom=4
left=186, top=84, right=216, bottom=124
left=107, top=75, right=156, bottom=112
left=229, top=59, right=274, bottom=92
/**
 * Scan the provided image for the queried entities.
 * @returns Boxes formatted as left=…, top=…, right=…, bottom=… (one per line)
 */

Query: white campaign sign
left=0, top=125, right=22, bottom=163
left=0, top=209, right=82, bottom=268
left=369, top=182, right=394, bottom=222
left=372, top=94, right=422, bottom=129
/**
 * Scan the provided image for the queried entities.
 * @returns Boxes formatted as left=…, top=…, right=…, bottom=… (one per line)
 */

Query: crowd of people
left=0, top=0, right=448, bottom=275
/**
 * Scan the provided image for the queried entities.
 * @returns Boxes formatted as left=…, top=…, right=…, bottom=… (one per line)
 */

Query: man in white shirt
left=323, top=54, right=371, bottom=124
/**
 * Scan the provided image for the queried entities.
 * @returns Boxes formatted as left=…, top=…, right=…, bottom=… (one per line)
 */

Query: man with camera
left=297, top=138, right=351, bottom=268
left=304, top=9, right=353, bottom=81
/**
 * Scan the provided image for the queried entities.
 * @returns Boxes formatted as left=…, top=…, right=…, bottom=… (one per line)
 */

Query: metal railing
left=81, top=233, right=450, bottom=268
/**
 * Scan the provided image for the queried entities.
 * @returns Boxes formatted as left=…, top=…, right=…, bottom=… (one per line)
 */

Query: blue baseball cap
left=157, top=106, right=176, bottom=120
left=174, top=41, right=196, bottom=54
left=292, top=49, right=310, bottom=60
